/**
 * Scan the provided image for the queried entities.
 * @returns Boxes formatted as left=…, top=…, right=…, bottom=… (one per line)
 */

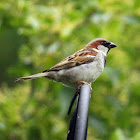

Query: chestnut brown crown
left=85, top=38, right=117, bottom=50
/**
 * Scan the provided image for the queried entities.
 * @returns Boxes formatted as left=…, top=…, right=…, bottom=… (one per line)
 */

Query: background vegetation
left=0, top=0, right=140, bottom=140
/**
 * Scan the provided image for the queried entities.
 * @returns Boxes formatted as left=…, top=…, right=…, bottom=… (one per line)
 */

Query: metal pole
left=74, top=84, right=91, bottom=140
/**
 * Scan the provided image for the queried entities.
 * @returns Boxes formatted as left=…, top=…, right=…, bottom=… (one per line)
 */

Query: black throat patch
left=104, top=56, right=107, bottom=67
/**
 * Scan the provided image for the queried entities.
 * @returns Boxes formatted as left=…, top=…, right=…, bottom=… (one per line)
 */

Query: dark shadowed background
left=0, top=0, right=140, bottom=140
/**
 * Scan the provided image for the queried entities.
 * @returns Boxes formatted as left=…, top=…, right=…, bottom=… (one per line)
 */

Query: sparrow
left=16, top=38, right=117, bottom=90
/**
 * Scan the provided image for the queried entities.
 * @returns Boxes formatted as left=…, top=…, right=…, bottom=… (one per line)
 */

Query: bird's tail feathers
left=15, top=72, right=48, bottom=82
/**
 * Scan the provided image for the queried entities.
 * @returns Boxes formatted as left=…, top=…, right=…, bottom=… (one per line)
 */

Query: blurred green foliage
left=0, top=0, right=140, bottom=140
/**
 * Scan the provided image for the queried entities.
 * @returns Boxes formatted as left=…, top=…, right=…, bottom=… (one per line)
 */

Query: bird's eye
left=101, top=41, right=110, bottom=47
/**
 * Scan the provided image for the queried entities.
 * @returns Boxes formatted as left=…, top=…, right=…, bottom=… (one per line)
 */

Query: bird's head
left=85, top=38, right=117, bottom=54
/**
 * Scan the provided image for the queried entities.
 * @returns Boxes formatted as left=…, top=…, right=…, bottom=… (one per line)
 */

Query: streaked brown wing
left=43, top=49, right=98, bottom=72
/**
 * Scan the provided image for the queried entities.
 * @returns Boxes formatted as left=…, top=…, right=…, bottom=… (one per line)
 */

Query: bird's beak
left=109, top=42, right=117, bottom=48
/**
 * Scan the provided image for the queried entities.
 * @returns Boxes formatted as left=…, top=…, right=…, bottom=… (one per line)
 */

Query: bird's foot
left=78, top=81, right=92, bottom=93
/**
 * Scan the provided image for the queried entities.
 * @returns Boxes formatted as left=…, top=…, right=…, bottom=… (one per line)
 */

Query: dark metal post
left=67, top=84, right=91, bottom=140
left=74, top=85, right=90, bottom=140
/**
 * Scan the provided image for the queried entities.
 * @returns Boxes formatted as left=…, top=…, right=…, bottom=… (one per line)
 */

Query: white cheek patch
left=97, top=45, right=109, bottom=55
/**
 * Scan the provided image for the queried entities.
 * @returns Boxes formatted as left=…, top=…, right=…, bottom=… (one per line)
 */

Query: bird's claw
left=78, top=81, right=92, bottom=93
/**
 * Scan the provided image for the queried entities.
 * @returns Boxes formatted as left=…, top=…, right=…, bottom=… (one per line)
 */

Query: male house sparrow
left=16, top=38, right=117, bottom=90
